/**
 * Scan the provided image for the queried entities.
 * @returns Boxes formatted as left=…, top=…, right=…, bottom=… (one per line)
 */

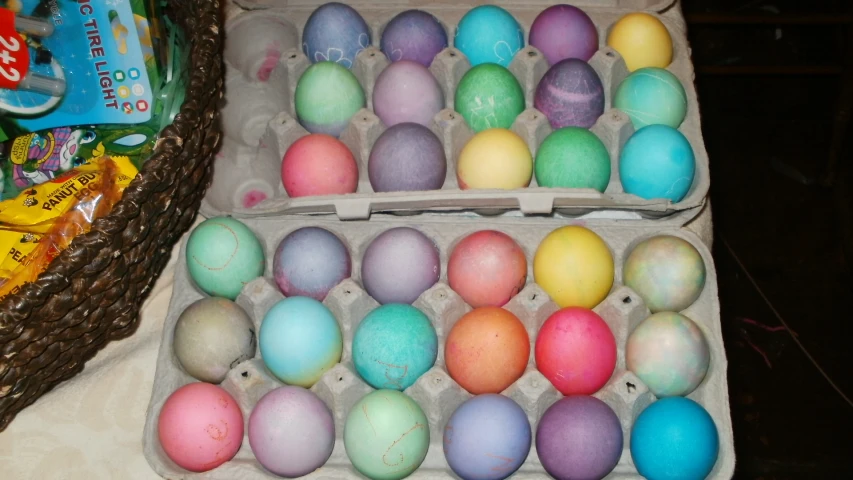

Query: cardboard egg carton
left=142, top=214, right=734, bottom=479
left=203, top=0, right=707, bottom=222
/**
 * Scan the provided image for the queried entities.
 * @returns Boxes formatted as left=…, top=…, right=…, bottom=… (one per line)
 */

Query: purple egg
left=530, top=5, right=599, bottom=65
left=369, top=123, right=447, bottom=192
left=373, top=60, right=445, bottom=128
left=534, top=58, right=605, bottom=129
left=380, top=10, right=448, bottom=67
left=536, top=396, right=623, bottom=480
left=273, top=227, right=351, bottom=301
left=361, top=227, right=440, bottom=304
left=302, top=2, right=371, bottom=69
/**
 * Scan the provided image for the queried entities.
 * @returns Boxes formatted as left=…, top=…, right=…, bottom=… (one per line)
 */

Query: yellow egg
left=607, top=13, right=673, bottom=71
left=457, top=128, right=533, bottom=189
left=533, top=225, right=614, bottom=308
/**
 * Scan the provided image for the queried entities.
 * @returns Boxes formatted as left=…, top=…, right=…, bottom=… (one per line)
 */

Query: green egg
left=613, top=67, right=687, bottom=129
left=186, top=216, right=265, bottom=300
left=455, top=63, right=525, bottom=132
left=295, top=61, right=366, bottom=137
left=535, top=127, right=611, bottom=191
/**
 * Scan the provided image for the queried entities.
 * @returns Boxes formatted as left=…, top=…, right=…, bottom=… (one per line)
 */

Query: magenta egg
left=447, top=230, right=527, bottom=308
left=373, top=60, right=444, bottom=128
left=534, top=58, right=604, bottom=129
left=361, top=227, right=440, bottom=304
left=530, top=5, right=599, bottom=65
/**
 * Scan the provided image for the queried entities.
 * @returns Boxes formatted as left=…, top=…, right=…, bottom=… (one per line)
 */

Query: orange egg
left=445, top=307, right=530, bottom=394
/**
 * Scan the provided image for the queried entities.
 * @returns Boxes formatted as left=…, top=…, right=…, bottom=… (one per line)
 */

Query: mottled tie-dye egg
left=623, top=235, right=706, bottom=312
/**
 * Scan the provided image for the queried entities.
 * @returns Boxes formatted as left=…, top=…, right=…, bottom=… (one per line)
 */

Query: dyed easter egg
left=373, top=61, right=444, bottom=128
left=619, top=124, right=695, bottom=202
left=614, top=67, right=687, bottom=128
left=281, top=134, right=358, bottom=197
left=455, top=63, right=525, bottom=132
left=158, top=383, right=244, bottom=472
left=535, top=58, right=604, bottom=129
left=536, top=396, right=622, bottom=480
left=536, top=307, right=617, bottom=395
left=186, top=216, right=265, bottom=300
left=259, top=297, right=342, bottom=387
left=173, top=297, right=256, bottom=384
left=369, top=123, right=447, bottom=192
left=607, top=13, right=673, bottom=71
left=529, top=4, right=598, bottom=65
left=273, top=227, right=351, bottom=301
left=533, top=226, right=614, bottom=309
left=294, top=62, right=365, bottom=137
left=627, top=312, right=710, bottom=397
left=380, top=10, right=448, bottom=67
left=361, top=227, right=440, bottom=304
left=631, top=397, right=719, bottom=480
left=248, top=386, right=335, bottom=477
left=302, top=2, right=370, bottom=69
left=344, top=390, right=430, bottom=480
left=624, top=235, right=706, bottom=312
left=443, top=394, right=532, bottom=480
left=445, top=307, right=530, bottom=394
left=353, top=304, right=438, bottom=390
left=447, top=230, right=527, bottom=308
left=535, top=127, right=611, bottom=191
left=456, top=128, right=532, bottom=190
left=455, top=5, right=524, bottom=67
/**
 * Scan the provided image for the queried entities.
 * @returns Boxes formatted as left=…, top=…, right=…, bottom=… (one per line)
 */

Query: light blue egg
left=619, top=124, right=695, bottom=202
left=186, top=216, right=265, bottom=300
left=455, top=6, right=524, bottom=67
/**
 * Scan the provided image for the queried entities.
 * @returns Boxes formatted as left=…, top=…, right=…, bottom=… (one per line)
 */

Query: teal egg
left=614, top=67, right=687, bottom=129
left=619, top=124, right=695, bottom=202
left=353, top=304, right=438, bottom=390
left=535, top=127, right=611, bottom=191
left=295, top=61, right=366, bottom=137
left=624, top=235, right=706, bottom=312
left=186, top=216, right=265, bottom=300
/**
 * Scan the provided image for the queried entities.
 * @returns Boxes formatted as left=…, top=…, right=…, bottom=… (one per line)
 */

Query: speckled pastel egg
left=624, top=235, right=706, bottom=312
left=294, top=62, right=365, bottom=136
left=361, top=227, right=440, bottom=304
left=353, top=304, right=438, bottom=390
left=455, top=63, right=525, bottom=132
left=248, top=386, right=335, bottom=477
left=535, top=58, right=604, bottom=129
left=614, top=67, right=687, bottom=128
left=627, top=312, right=710, bottom=397
left=456, top=128, right=533, bottom=190
left=368, top=123, right=447, bottom=192
left=373, top=61, right=444, bottom=128
left=380, top=10, right=448, bottom=67
left=447, top=230, right=527, bottom=308
left=455, top=5, right=524, bottom=67
left=259, top=297, right=342, bottom=387
left=619, top=124, right=695, bottom=202
left=631, top=397, right=719, bottom=480
left=344, top=390, right=430, bottom=480
left=536, top=396, right=622, bottom=480
left=535, top=127, right=611, bottom=191
left=302, top=2, right=371, bottom=69
left=443, top=394, right=532, bottom=480
left=273, top=227, right=351, bottom=301
left=173, top=298, right=256, bottom=384
left=186, top=216, right=265, bottom=300
left=533, top=225, right=614, bottom=309
left=529, top=4, right=598, bottom=65
left=281, top=133, right=358, bottom=197
left=607, top=13, right=673, bottom=71
left=158, top=383, right=244, bottom=472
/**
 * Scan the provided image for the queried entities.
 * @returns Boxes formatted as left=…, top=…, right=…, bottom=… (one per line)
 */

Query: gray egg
left=173, top=297, right=256, bottom=383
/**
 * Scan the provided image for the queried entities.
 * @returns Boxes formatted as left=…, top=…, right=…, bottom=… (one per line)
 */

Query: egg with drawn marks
left=455, top=63, right=525, bottom=133
left=535, top=58, right=605, bottom=129
left=454, top=5, right=524, bottom=67
left=619, top=124, right=695, bottom=202
left=302, top=2, right=371, bottom=69
left=380, top=10, right=448, bottom=67
left=186, top=216, right=265, bottom=300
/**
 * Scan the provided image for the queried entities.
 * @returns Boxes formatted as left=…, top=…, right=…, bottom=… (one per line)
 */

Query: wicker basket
left=0, top=0, right=223, bottom=431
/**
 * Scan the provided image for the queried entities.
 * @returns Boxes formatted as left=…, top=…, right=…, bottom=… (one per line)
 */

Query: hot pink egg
left=447, top=230, right=527, bottom=307
left=281, top=134, right=359, bottom=197
left=158, top=383, right=244, bottom=472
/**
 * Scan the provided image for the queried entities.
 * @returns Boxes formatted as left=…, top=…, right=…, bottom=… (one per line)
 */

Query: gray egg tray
left=203, top=0, right=707, bottom=222
left=143, top=214, right=734, bottom=479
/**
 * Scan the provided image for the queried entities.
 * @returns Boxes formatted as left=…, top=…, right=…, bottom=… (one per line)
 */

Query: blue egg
left=302, top=2, right=371, bottom=69
left=631, top=397, right=719, bottom=480
left=455, top=6, right=524, bottom=67
left=260, top=297, right=343, bottom=387
left=619, top=124, right=695, bottom=202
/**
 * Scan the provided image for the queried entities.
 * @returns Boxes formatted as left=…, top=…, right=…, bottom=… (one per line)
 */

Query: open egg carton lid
left=142, top=213, right=734, bottom=479
left=204, top=0, right=706, bottom=223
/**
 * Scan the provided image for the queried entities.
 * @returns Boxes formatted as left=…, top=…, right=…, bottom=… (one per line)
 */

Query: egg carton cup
left=143, top=214, right=734, bottom=479
left=203, top=0, right=707, bottom=222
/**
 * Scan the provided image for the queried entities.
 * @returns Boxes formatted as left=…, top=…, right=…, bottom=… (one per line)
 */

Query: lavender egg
left=534, top=58, right=605, bottom=129
left=373, top=60, right=444, bottom=128
left=361, top=227, right=440, bottom=304
left=529, top=5, right=599, bottom=65
left=380, top=10, right=448, bottom=67
left=273, top=227, right=351, bottom=301
left=302, top=2, right=371, bottom=69
left=369, top=123, right=447, bottom=192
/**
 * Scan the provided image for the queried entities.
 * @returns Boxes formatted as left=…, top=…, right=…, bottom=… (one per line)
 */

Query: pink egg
left=158, top=383, right=244, bottom=472
left=447, top=230, right=527, bottom=307
left=373, top=60, right=444, bottom=127
left=281, top=134, right=359, bottom=197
